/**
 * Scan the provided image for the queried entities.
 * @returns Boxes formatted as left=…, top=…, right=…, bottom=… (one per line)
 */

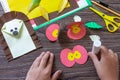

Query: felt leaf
left=39, top=6, right=49, bottom=21
left=28, top=0, right=41, bottom=12
left=58, top=0, right=69, bottom=13
left=85, top=22, right=103, bottom=29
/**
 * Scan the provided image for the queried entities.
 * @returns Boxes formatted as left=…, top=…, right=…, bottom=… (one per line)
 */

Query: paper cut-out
left=7, top=0, right=70, bottom=19
left=46, top=24, right=60, bottom=41
left=60, top=45, right=88, bottom=67
left=58, top=0, right=69, bottom=13
left=0, top=11, right=41, bottom=61
left=39, top=6, right=49, bottom=21
left=67, top=22, right=86, bottom=40
left=85, top=22, right=103, bottom=29
left=73, top=15, right=82, bottom=22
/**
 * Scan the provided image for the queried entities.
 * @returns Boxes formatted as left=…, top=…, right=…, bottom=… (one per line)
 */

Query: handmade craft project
left=85, top=22, right=103, bottom=29
left=60, top=45, right=88, bottom=67
left=4, top=0, right=70, bottom=19
left=67, top=22, right=86, bottom=40
left=46, top=24, right=60, bottom=41
left=0, top=11, right=41, bottom=61
left=0, top=0, right=92, bottom=30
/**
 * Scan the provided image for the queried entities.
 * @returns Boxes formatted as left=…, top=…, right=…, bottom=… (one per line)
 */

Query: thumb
left=52, top=70, right=62, bottom=80
left=88, top=52, right=99, bottom=66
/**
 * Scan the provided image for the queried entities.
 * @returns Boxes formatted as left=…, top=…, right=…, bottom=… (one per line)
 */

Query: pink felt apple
left=60, top=45, right=88, bottom=67
left=46, top=24, right=60, bottom=41
left=67, top=22, right=86, bottom=40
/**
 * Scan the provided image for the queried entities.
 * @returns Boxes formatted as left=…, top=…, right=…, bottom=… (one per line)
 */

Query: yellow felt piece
left=72, top=25, right=81, bottom=34
left=68, top=53, right=74, bottom=61
left=39, top=6, right=49, bottom=21
left=52, top=29, right=59, bottom=38
left=7, top=0, right=70, bottom=19
left=74, top=51, right=81, bottom=59
left=68, top=51, right=81, bottom=61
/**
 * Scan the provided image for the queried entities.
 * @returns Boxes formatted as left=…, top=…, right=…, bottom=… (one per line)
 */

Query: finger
left=39, top=51, right=50, bottom=69
left=52, top=70, right=62, bottom=80
left=31, top=52, right=45, bottom=68
left=100, top=46, right=108, bottom=56
left=114, top=53, right=118, bottom=58
left=108, top=49, right=114, bottom=57
left=46, top=53, right=54, bottom=72
left=88, top=52, right=99, bottom=67
left=114, top=53, right=119, bottom=61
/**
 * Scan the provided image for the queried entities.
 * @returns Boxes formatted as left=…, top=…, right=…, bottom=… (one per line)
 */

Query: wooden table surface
left=0, top=0, right=120, bottom=80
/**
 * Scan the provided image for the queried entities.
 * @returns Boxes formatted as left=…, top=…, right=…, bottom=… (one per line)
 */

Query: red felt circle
left=60, top=48, right=75, bottom=67
left=73, top=45, right=88, bottom=64
left=46, top=24, right=60, bottom=41
left=67, top=22, right=86, bottom=40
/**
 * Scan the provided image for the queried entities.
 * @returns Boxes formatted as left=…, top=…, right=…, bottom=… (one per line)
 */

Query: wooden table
left=0, top=0, right=120, bottom=80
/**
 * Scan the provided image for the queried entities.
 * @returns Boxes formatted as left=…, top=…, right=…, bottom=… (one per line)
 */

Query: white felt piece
left=77, top=0, right=89, bottom=8
left=73, top=15, right=81, bottom=22
left=1, top=19, right=36, bottom=58
left=89, top=35, right=100, bottom=42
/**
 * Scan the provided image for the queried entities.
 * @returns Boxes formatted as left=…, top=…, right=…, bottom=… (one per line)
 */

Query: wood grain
left=0, top=0, right=120, bottom=80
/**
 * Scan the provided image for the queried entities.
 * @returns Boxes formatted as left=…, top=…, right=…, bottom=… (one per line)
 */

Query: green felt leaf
left=85, top=22, right=103, bottom=29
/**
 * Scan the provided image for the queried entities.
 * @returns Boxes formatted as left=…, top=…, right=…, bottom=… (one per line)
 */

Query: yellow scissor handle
left=89, top=7, right=120, bottom=32
left=104, top=19, right=119, bottom=32
left=103, top=15, right=120, bottom=27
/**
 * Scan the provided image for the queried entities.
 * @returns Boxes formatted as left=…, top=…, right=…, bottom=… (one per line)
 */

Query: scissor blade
left=89, top=7, right=106, bottom=18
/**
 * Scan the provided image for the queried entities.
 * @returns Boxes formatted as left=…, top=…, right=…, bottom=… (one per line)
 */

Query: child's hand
left=25, top=51, right=62, bottom=80
left=89, top=46, right=119, bottom=80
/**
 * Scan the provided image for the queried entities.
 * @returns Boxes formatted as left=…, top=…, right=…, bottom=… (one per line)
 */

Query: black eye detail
left=15, top=27, right=17, bottom=30
left=10, top=29, right=13, bottom=32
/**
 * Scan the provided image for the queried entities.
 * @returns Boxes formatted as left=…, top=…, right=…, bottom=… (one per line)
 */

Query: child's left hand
left=25, top=51, right=62, bottom=80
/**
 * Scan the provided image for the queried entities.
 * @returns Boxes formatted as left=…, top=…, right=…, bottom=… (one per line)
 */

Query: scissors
left=89, top=7, right=120, bottom=32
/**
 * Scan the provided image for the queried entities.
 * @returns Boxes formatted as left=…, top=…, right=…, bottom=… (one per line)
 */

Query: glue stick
left=92, top=40, right=101, bottom=54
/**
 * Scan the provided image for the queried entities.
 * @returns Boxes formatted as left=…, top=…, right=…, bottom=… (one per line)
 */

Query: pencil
left=92, top=1, right=120, bottom=17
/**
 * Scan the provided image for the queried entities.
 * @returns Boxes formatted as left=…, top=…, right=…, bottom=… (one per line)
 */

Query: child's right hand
left=89, top=46, right=119, bottom=80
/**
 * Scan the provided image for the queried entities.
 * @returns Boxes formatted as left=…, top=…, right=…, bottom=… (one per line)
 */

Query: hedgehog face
left=2, top=19, right=22, bottom=36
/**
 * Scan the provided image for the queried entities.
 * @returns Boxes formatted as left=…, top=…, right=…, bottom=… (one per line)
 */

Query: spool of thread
left=92, top=40, right=101, bottom=54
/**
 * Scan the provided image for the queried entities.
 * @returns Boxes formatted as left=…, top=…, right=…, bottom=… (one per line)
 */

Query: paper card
left=1, top=19, right=36, bottom=58
left=0, top=11, right=41, bottom=61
